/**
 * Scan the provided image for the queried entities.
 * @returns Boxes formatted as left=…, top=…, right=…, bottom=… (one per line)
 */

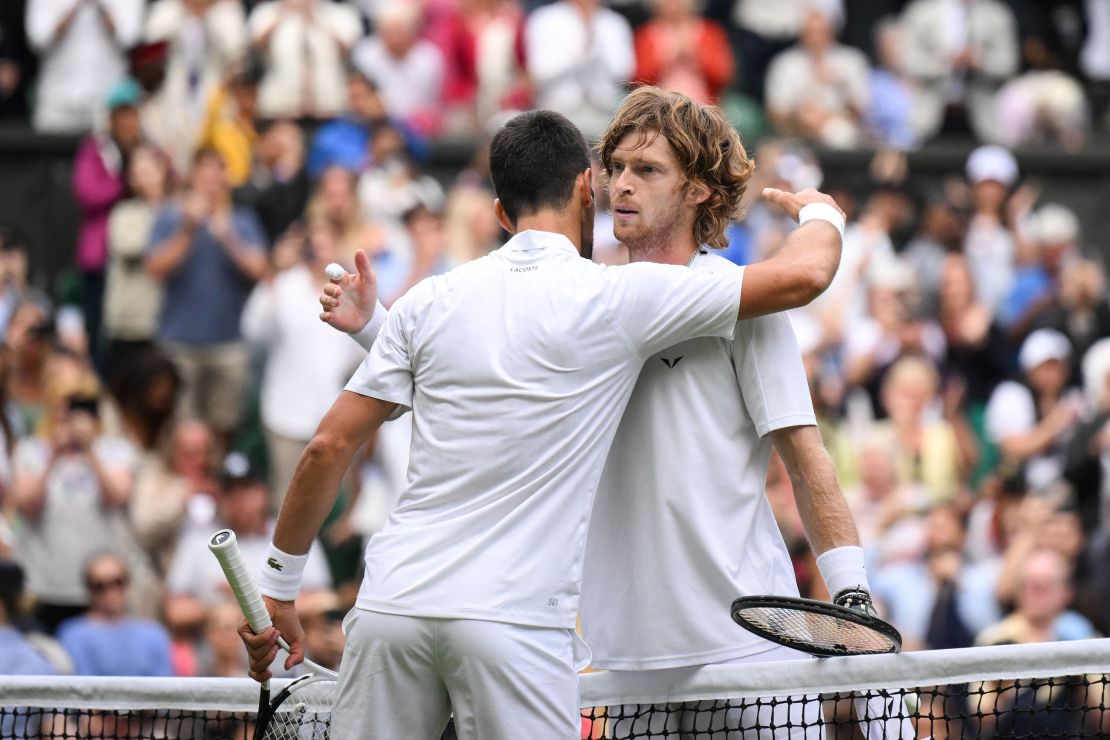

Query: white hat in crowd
left=1032, top=203, right=1080, bottom=245
left=1019, top=328, right=1072, bottom=373
left=965, top=145, right=1019, bottom=186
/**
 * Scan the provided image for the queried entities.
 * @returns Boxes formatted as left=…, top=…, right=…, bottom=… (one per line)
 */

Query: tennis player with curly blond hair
left=581, top=87, right=913, bottom=739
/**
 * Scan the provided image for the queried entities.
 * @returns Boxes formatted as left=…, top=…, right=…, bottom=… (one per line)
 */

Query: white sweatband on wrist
left=257, top=543, right=309, bottom=602
left=348, top=300, right=387, bottom=352
left=816, top=545, right=869, bottom=599
left=798, top=203, right=846, bottom=241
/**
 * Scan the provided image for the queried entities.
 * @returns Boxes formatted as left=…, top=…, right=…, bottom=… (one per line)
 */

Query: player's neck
left=515, top=212, right=586, bottom=255
left=626, top=233, right=699, bottom=266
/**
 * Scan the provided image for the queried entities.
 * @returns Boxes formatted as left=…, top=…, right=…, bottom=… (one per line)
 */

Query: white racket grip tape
left=208, top=529, right=274, bottom=635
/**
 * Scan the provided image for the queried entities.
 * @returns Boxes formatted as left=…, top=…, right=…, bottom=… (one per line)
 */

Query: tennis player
left=263, top=109, right=846, bottom=740
left=582, top=87, right=915, bottom=739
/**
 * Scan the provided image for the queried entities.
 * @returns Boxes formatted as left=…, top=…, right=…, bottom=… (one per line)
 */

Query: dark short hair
left=488, top=111, right=590, bottom=225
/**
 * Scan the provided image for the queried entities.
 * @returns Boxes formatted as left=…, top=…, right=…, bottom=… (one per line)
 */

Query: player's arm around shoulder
left=739, top=188, right=846, bottom=319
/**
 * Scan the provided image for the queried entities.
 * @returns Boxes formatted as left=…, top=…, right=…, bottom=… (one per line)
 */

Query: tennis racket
left=208, top=529, right=339, bottom=740
left=730, top=594, right=902, bottom=657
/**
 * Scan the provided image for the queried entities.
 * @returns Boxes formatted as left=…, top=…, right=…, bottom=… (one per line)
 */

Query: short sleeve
left=146, top=209, right=181, bottom=254
left=605, top=261, right=743, bottom=359
left=733, top=312, right=816, bottom=437
left=985, top=381, right=1036, bottom=442
left=344, top=296, right=414, bottom=412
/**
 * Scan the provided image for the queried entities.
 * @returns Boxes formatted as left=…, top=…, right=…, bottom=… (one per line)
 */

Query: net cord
left=2, top=638, right=1108, bottom=712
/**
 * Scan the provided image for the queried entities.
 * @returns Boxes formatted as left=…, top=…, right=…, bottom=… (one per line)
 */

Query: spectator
left=72, top=80, right=144, bottom=365
left=0, top=2, right=34, bottom=120
left=238, top=120, right=311, bottom=244
left=310, top=165, right=387, bottom=266
left=25, top=0, right=143, bottom=133
left=0, top=225, right=51, bottom=344
left=867, top=17, right=920, bottom=149
left=899, top=0, right=1019, bottom=141
left=144, top=0, right=248, bottom=173
left=431, top=0, right=527, bottom=133
left=729, top=0, right=814, bottom=102
left=1030, top=259, right=1110, bottom=374
left=872, top=354, right=973, bottom=503
left=241, top=216, right=364, bottom=505
left=524, top=0, right=634, bottom=139
left=765, top=8, right=871, bottom=148
left=976, top=547, right=1097, bottom=645
left=902, top=199, right=966, bottom=315
left=962, top=145, right=1020, bottom=314
left=130, top=419, right=218, bottom=574
left=164, top=451, right=331, bottom=610
left=1081, top=0, right=1110, bottom=125
left=1000, top=203, right=1081, bottom=336
left=197, top=599, right=247, bottom=676
left=632, top=0, right=734, bottom=104
left=995, top=70, right=1089, bottom=150
left=297, top=589, right=345, bottom=671
left=112, top=348, right=182, bottom=454
left=0, top=559, right=56, bottom=674
left=6, top=303, right=53, bottom=436
left=306, top=70, right=427, bottom=180
left=57, top=552, right=173, bottom=676
left=145, top=148, right=268, bottom=449
left=10, top=379, right=142, bottom=634
left=1064, top=337, right=1110, bottom=538
left=196, top=65, right=264, bottom=188
left=248, top=0, right=362, bottom=120
left=986, top=328, right=1084, bottom=496
left=103, top=144, right=173, bottom=386
left=352, top=1, right=447, bottom=136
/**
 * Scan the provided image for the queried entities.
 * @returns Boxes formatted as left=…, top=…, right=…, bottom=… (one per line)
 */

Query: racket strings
left=262, top=681, right=337, bottom=740
left=740, top=606, right=898, bottom=655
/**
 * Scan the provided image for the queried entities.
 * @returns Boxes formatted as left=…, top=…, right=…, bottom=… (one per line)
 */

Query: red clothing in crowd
left=633, top=18, right=734, bottom=103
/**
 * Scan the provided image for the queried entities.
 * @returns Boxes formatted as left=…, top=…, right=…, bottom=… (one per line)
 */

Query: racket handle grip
left=209, top=529, right=274, bottom=634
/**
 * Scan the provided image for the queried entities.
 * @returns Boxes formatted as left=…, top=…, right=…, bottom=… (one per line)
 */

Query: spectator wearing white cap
left=962, top=145, right=1021, bottom=315
left=986, top=328, right=1084, bottom=495
left=998, top=203, right=1081, bottom=334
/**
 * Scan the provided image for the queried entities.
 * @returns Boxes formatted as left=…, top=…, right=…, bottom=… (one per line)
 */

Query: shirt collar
left=500, top=230, right=580, bottom=256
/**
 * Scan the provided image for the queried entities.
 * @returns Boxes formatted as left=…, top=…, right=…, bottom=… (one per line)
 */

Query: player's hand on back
left=319, top=249, right=378, bottom=333
left=761, top=187, right=845, bottom=223
left=238, top=595, right=307, bottom=682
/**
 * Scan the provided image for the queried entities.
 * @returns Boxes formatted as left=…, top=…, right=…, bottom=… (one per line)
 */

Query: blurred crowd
left=0, top=0, right=1108, bottom=688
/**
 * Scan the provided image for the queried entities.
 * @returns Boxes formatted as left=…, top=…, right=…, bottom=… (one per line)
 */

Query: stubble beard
left=621, top=198, right=688, bottom=263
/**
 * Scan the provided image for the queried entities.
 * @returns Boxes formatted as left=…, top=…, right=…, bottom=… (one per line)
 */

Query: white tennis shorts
left=330, top=608, right=585, bottom=740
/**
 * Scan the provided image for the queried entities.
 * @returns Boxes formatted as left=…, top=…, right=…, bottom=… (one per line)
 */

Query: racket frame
left=730, top=594, right=903, bottom=657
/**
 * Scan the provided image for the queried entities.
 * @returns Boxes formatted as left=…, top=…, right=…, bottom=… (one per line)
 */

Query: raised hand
left=319, top=249, right=378, bottom=333
left=761, top=187, right=845, bottom=223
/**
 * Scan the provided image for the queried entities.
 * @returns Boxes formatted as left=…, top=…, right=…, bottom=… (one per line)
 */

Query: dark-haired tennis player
left=247, top=109, right=846, bottom=740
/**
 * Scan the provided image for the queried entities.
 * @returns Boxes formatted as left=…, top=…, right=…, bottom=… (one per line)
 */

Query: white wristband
left=348, top=300, right=387, bottom=352
left=257, top=543, right=309, bottom=602
left=815, top=545, right=869, bottom=599
left=798, top=203, right=845, bottom=241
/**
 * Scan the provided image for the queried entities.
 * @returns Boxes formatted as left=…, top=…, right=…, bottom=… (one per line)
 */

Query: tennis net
left=1, top=638, right=1108, bottom=738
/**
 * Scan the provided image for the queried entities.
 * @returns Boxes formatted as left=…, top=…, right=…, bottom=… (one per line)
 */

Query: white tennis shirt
left=580, top=251, right=816, bottom=670
left=344, top=230, right=744, bottom=629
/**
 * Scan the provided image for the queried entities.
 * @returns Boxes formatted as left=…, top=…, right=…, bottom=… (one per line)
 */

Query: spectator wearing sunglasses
left=56, top=552, right=173, bottom=676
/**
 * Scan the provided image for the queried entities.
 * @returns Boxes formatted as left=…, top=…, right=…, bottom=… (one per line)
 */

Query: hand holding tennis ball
left=319, top=249, right=378, bottom=334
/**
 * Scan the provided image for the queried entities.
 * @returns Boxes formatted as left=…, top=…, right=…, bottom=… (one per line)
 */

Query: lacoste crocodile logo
left=266, top=557, right=283, bottom=571
left=661, top=356, right=684, bottom=368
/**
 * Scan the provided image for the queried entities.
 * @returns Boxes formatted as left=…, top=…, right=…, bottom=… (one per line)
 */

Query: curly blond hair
left=598, top=87, right=754, bottom=249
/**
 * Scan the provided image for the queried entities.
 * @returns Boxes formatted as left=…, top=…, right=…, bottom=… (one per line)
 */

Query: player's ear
left=579, top=167, right=594, bottom=208
left=493, top=199, right=515, bottom=234
left=686, top=180, right=710, bottom=206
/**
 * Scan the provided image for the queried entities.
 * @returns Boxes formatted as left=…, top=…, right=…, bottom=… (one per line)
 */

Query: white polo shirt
left=580, top=251, right=816, bottom=670
left=344, top=230, right=743, bottom=629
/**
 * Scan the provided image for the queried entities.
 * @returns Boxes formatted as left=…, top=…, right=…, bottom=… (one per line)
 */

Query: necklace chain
left=686, top=247, right=701, bottom=267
